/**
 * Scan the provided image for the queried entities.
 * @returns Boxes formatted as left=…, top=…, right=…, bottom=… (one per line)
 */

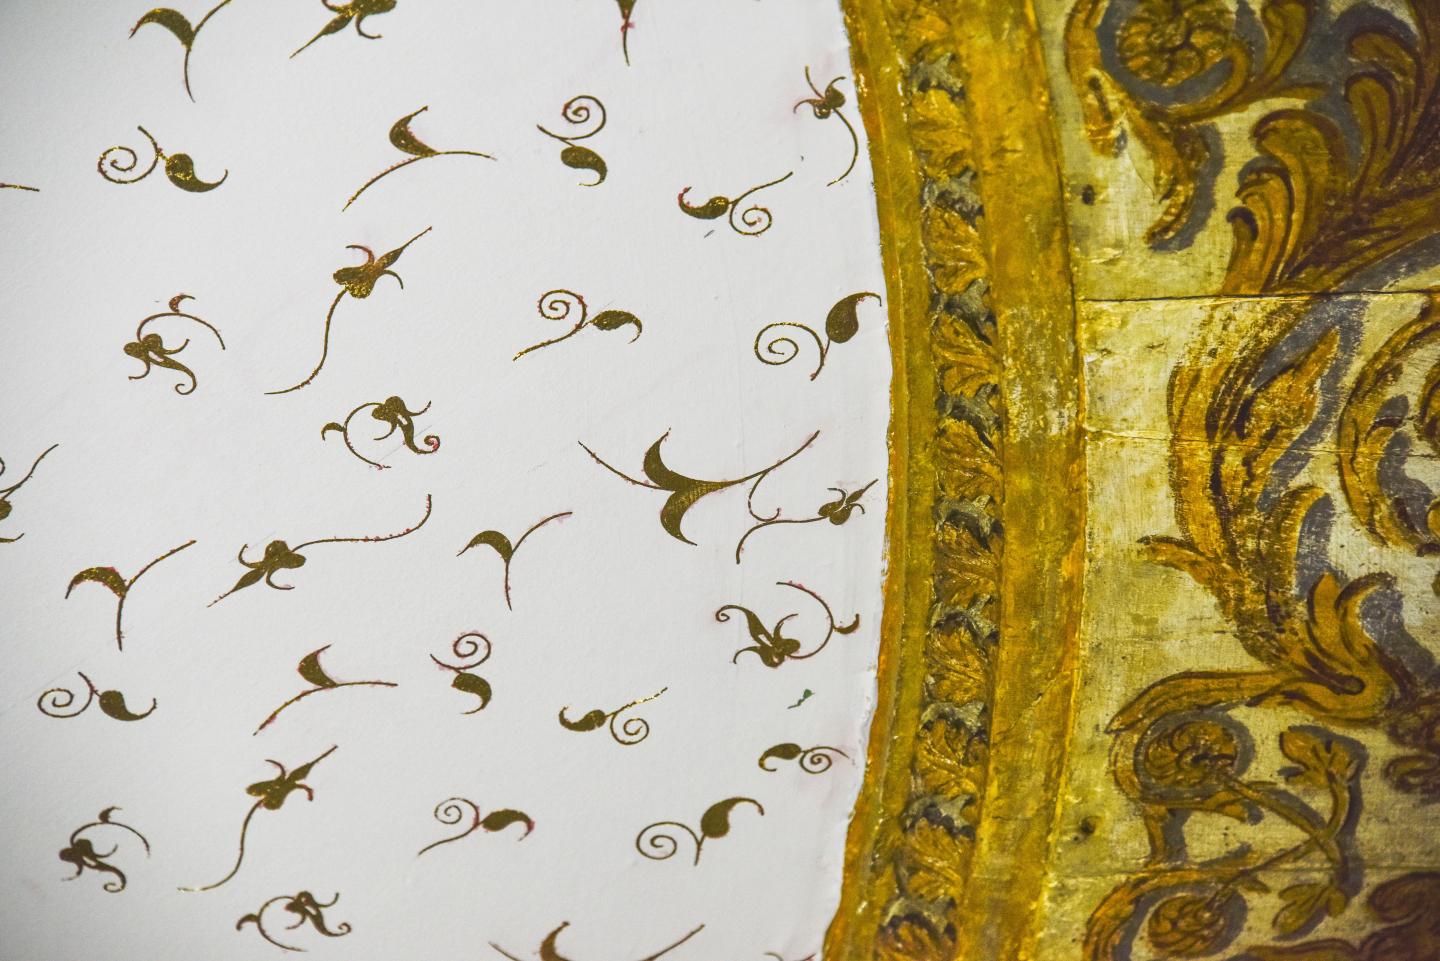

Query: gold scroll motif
left=1066, top=1, right=1440, bottom=958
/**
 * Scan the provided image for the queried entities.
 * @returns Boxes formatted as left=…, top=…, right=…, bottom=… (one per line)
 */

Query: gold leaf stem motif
left=794, top=68, right=860, bottom=187
left=635, top=797, right=764, bottom=866
left=291, top=0, right=396, bottom=58
left=97, top=126, right=227, bottom=192
left=66, top=539, right=196, bottom=651
left=753, top=292, right=880, bottom=380
left=268, top=226, right=431, bottom=395
left=209, top=494, right=432, bottom=605
left=0, top=443, right=58, bottom=543
left=758, top=743, right=848, bottom=774
left=513, top=289, right=641, bottom=360
left=344, top=107, right=493, bottom=210
left=677, top=172, right=794, bottom=237
left=716, top=580, right=859, bottom=668
left=558, top=687, right=667, bottom=746
left=321, top=395, right=439, bottom=470
left=0, top=182, right=39, bottom=192
left=537, top=95, right=608, bottom=186
left=38, top=673, right=156, bottom=721
left=254, top=644, right=397, bottom=734
left=59, top=807, right=150, bottom=893
left=416, top=797, right=533, bottom=857
left=459, top=511, right=572, bottom=609
left=580, top=431, right=860, bottom=562
left=490, top=921, right=706, bottom=961
left=181, top=745, right=337, bottom=892
left=430, top=631, right=493, bottom=715
left=237, top=891, right=351, bottom=952
left=129, top=0, right=237, bottom=102
left=124, top=295, right=225, bottom=395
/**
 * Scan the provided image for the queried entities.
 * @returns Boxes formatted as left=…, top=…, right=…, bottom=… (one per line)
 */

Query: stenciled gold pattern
left=344, top=107, right=493, bottom=211
left=98, top=125, right=227, bottom=192
left=123, top=295, right=225, bottom=395
left=209, top=494, right=433, bottom=605
left=795, top=68, right=860, bottom=187
left=536, top=95, right=609, bottom=187
left=459, top=511, right=572, bottom=610
left=429, top=631, right=493, bottom=715
left=291, top=0, right=396, bottom=59
left=267, top=226, right=432, bottom=395
left=181, top=745, right=338, bottom=893
left=66, top=539, right=196, bottom=650
left=513, top=289, right=641, bottom=361
left=416, top=797, right=533, bottom=857
left=130, top=1, right=236, bottom=101
left=677, top=172, right=794, bottom=237
left=322, top=395, right=440, bottom=470
left=558, top=687, right=667, bottom=746
left=58, top=807, right=151, bottom=893
left=253, top=644, right=397, bottom=735
left=38, top=672, right=156, bottom=722
left=0, top=443, right=59, bottom=543
left=753, top=291, right=880, bottom=381
left=635, top=796, right=765, bottom=867
left=489, top=921, right=707, bottom=961
left=758, top=743, right=848, bottom=775
left=715, top=581, right=859, bottom=669
left=236, top=891, right=352, bottom=951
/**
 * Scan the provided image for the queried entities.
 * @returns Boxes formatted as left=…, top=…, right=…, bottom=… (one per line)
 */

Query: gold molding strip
left=829, top=1, right=1083, bottom=958
left=949, top=0, right=1085, bottom=958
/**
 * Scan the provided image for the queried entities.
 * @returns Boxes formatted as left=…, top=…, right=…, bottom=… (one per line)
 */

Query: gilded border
left=828, top=1, right=1083, bottom=959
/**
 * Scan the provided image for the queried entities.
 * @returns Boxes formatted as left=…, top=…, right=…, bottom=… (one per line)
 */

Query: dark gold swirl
left=753, top=292, right=879, bottom=379
left=124, top=294, right=225, bottom=395
left=59, top=807, right=150, bottom=893
left=66, top=539, right=196, bottom=651
left=344, top=107, right=493, bottom=210
left=430, top=631, right=493, bottom=715
left=268, top=226, right=431, bottom=395
left=758, top=742, right=848, bottom=774
left=417, top=797, right=532, bottom=857
left=537, top=95, right=608, bottom=186
left=794, top=67, right=860, bottom=186
left=716, top=580, right=859, bottom=668
left=38, top=673, right=156, bottom=722
left=459, top=511, right=573, bottom=609
left=635, top=797, right=764, bottom=866
left=490, top=920, right=706, bottom=961
left=209, top=494, right=432, bottom=605
left=514, top=289, right=640, bottom=360
left=98, top=126, right=226, bottom=191
left=292, top=0, right=396, bottom=58
left=322, top=395, right=439, bottom=470
left=181, top=745, right=337, bottom=892
left=558, top=687, right=667, bottom=746
left=237, top=891, right=351, bottom=951
left=677, top=171, right=794, bottom=236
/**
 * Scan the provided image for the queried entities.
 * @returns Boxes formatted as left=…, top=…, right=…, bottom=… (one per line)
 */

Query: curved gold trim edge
left=828, top=1, right=1084, bottom=958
